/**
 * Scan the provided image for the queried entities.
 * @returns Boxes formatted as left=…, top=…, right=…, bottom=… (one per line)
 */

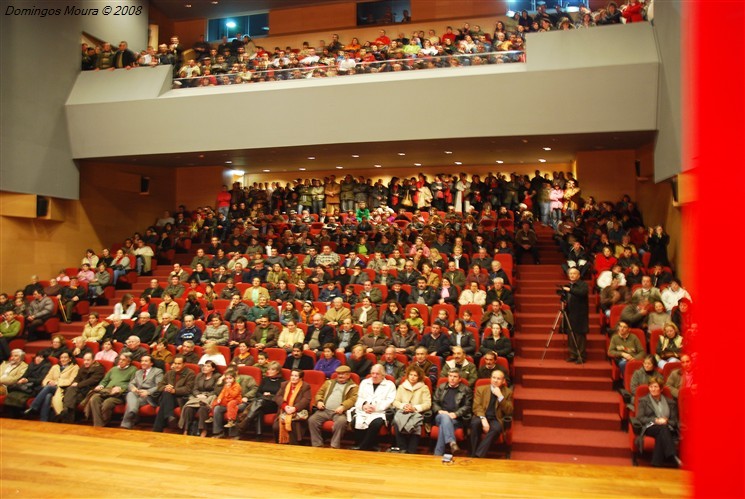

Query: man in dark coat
left=563, top=268, right=589, bottom=363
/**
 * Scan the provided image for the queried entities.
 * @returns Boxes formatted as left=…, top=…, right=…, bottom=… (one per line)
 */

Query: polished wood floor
left=0, top=420, right=689, bottom=498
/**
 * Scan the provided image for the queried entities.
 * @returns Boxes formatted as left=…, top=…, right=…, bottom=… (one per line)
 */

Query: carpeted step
left=513, top=358, right=611, bottom=382
left=517, top=323, right=602, bottom=334
left=514, top=386, right=618, bottom=416
left=518, top=346, right=607, bottom=361
left=90, top=306, right=115, bottom=316
left=513, top=332, right=607, bottom=350
left=521, top=373, right=613, bottom=391
left=511, top=422, right=629, bottom=458
left=510, top=451, right=632, bottom=467
left=522, top=409, right=621, bottom=431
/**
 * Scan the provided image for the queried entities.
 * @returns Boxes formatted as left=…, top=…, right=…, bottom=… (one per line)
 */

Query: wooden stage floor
left=0, top=420, right=690, bottom=498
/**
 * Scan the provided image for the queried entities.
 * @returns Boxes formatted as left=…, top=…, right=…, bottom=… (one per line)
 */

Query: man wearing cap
left=308, top=365, right=359, bottom=448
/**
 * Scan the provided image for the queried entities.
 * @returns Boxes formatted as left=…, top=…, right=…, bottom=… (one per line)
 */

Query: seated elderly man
left=378, top=345, right=406, bottom=381
left=431, top=369, right=472, bottom=456
left=308, top=365, right=359, bottom=449
left=25, top=290, right=55, bottom=341
left=120, top=335, right=148, bottom=361
left=131, top=312, right=157, bottom=344
left=152, top=355, right=196, bottom=432
left=121, top=355, right=164, bottom=429
left=469, top=369, right=513, bottom=458
left=324, top=297, right=351, bottom=328
left=631, top=276, right=662, bottom=304
left=350, top=364, right=396, bottom=451
left=59, top=352, right=105, bottom=424
left=85, top=353, right=137, bottom=427
left=0, top=349, right=29, bottom=395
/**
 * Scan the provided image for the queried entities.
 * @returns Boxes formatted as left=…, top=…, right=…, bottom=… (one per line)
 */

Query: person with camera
left=562, top=268, right=589, bottom=364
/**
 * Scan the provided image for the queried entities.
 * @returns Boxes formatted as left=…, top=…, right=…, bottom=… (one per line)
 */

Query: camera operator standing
left=563, top=268, right=589, bottom=364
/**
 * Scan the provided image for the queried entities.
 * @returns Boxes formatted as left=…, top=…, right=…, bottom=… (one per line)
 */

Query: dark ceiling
left=84, top=131, right=656, bottom=175
left=150, top=0, right=351, bottom=21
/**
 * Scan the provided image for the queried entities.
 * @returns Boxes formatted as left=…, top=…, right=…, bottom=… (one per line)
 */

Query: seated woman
left=292, top=279, right=314, bottom=302
left=314, top=343, right=341, bottom=378
left=479, top=323, right=513, bottom=360
left=189, top=263, right=210, bottom=284
left=390, top=365, right=432, bottom=454
left=299, top=301, right=319, bottom=325
left=277, top=320, right=305, bottom=353
left=271, top=279, right=293, bottom=304
left=179, top=360, right=219, bottom=437
left=3, top=352, right=52, bottom=415
left=203, top=313, right=229, bottom=346
left=227, top=318, right=251, bottom=352
left=392, top=321, right=418, bottom=358
left=182, top=292, right=205, bottom=321
left=237, top=361, right=283, bottom=436
left=634, top=375, right=680, bottom=467
left=278, top=301, right=301, bottom=326
left=25, top=350, right=78, bottom=421
left=41, top=335, right=67, bottom=359
left=646, top=300, right=671, bottom=333
left=133, top=295, right=157, bottom=321
left=273, top=368, right=312, bottom=444
left=198, top=340, right=227, bottom=367
left=230, top=341, right=254, bottom=367
left=151, top=339, right=174, bottom=370
left=108, top=293, right=135, bottom=320
left=437, top=277, right=459, bottom=308
left=380, top=300, right=404, bottom=327
left=655, top=323, right=684, bottom=369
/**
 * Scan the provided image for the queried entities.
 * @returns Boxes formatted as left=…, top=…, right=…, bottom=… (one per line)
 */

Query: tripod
left=540, top=301, right=583, bottom=366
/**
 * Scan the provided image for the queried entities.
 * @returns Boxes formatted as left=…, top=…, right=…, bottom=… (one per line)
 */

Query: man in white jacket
left=350, top=364, right=395, bottom=451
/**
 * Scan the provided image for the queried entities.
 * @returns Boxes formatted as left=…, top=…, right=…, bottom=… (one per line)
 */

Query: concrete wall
left=0, top=0, right=148, bottom=199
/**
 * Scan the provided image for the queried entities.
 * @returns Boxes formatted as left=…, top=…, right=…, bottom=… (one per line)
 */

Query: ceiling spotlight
left=184, top=3, right=191, bottom=7
left=352, top=154, right=360, bottom=158
left=336, top=166, right=343, bottom=169
left=262, top=169, right=270, bottom=172
left=231, top=169, right=245, bottom=175
left=299, top=168, right=306, bottom=171
left=538, top=159, right=547, bottom=163
left=495, top=160, right=504, bottom=164
left=397, top=152, right=406, bottom=156
left=444, top=151, right=453, bottom=154
left=414, top=163, right=421, bottom=167
left=374, top=164, right=382, bottom=168
left=224, top=160, right=232, bottom=164
left=307, top=156, right=315, bottom=160
left=198, top=154, right=204, bottom=158
left=454, top=161, right=462, bottom=165
left=543, top=147, right=552, bottom=151
left=211, top=0, right=218, bottom=3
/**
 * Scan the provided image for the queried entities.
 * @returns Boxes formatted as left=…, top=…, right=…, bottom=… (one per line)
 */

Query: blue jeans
left=540, top=201, right=551, bottom=225
left=433, top=413, right=460, bottom=455
left=30, top=384, right=57, bottom=422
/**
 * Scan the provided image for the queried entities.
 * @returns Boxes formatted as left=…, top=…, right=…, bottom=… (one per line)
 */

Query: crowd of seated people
left=0, top=164, right=686, bottom=464
left=80, top=1, right=649, bottom=87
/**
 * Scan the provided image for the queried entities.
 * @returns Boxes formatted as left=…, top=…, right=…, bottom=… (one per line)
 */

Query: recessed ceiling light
left=444, top=151, right=453, bottom=154
left=225, top=160, right=232, bottom=164
left=397, top=152, right=406, bottom=156
left=211, top=0, right=218, bottom=3
left=299, top=168, right=306, bottom=171
left=538, top=159, right=547, bottom=163
left=374, top=164, right=382, bottom=168
left=543, top=147, right=552, bottom=151
left=198, top=154, right=204, bottom=158
left=352, top=154, right=359, bottom=158
left=414, top=163, right=421, bottom=167
left=336, top=166, right=343, bottom=169
left=184, top=3, right=191, bottom=7
left=454, top=161, right=462, bottom=165
left=495, top=160, right=504, bottom=164
left=262, top=169, right=270, bottom=172
left=307, top=156, right=315, bottom=160
left=521, top=139, right=529, bottom=143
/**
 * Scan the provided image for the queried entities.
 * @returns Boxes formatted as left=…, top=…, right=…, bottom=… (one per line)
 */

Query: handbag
left=401, top=191, right=413, bottom=207
left=244, top=397, right=266, bottom=422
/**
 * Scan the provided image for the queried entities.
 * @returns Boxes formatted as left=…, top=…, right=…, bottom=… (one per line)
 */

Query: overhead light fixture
left=262, top=169, right=271, bottom=172
left=374, top=164, right=382, bottom=168
left=336, top=166, right=343, bottom=169
left=184, top=3, right=191, bottom=7
left=414, top=163, right=421, bottom=167
left=307, top=156, right=315, bottom=160
left=543, top=147, right=552, bottom=151
left=299, top=168, right=306, bottom=171
left=231, top=169, right=245, bottom=175
left=444, top=151, right=453, bottom=154
left=211, top=0, right=218, bottom=3
left=224, top=160, right=232, bottom=164
left=397, top=152, right=406, bottom=156
left=198, top=154, right=205, bottom=158
left=538, top=159, right=547, bottom=163
left=352, top=154, right=360, bottom=158
left=454, top=161, right=462, bottom=165
left=521, top=139, right=529, bottom=143
left=226, top=21, right=236, bottom=28
left=495, top=160, right=504, bottom=164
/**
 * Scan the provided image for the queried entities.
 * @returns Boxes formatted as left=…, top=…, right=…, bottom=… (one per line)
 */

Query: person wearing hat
left=308, top=365, right=359, bottom=448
